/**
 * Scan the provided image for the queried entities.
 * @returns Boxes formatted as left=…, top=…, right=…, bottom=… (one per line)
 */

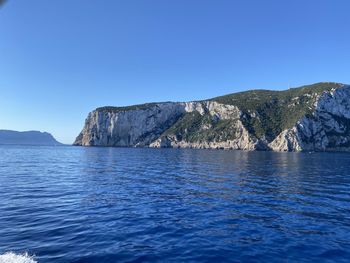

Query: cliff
left=74, top=82, right=350, bottom=152
left=0, top=130, right=63, bottom=146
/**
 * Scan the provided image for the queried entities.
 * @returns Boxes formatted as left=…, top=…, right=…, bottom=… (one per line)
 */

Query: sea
left=0, top=145, right=349, bottom=263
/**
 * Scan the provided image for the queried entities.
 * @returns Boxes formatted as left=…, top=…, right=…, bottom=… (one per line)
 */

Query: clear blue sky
left=1, top=0, right=350, bottom=144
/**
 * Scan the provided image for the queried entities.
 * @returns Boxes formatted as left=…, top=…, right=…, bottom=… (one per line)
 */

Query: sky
left=1, top=0, right=350, bottom=144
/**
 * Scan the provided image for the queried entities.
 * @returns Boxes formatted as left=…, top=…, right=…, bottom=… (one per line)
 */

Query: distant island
left=0, top=130, right=63, bottom=146
left=74, top=82, right=350, bottom=152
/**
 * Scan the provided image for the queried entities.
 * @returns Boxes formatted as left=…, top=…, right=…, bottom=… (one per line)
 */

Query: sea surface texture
left=0, top=146, right=349, bottom=263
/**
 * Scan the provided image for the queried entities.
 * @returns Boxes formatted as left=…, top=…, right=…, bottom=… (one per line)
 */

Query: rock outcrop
left=268, top=85, right=350, bottom=151
left=74, top=82, right=350, bottom=152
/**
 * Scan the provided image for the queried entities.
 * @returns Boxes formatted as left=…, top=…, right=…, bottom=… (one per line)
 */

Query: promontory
left=74, top=82, right=350, bottom=152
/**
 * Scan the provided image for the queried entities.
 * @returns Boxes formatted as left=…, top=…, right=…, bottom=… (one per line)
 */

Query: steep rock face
left=74, top=100, right=258, bottom=149
left=269, top=86, right=350, bottom=151
left=74, top=82, right=350, bottom=151
left=74, top=103, right=186, bottom=146
left=149, top=125, right=259, bottom=150
left=268, top=128, right=302, bottom=152
left=150, top=101, right=261, bottom=150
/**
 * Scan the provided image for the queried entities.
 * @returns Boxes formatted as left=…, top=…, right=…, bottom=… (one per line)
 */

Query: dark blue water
left=0, top=146, right=350, bottom=262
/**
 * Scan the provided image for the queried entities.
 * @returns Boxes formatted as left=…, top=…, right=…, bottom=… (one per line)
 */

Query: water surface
left=0, top=146, right=350, bottom=262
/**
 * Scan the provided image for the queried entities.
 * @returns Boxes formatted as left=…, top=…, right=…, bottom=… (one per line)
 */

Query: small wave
left=0, top=252, right=37, bottom=263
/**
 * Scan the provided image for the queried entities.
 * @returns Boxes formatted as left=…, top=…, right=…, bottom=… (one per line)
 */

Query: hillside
left=0, top=130, right=63, bottom=146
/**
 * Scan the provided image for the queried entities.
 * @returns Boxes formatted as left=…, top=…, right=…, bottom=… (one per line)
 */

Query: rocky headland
left=74, top=82, right=350, bottom=152
left=0, top=130, right=63, bottom=146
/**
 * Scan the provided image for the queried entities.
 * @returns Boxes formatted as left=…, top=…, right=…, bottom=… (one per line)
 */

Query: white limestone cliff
left=74, top=102, right=186, bottom=147
left=75, top=84, right=350, bottom=152
left=269, top=85, right=350, bottom=151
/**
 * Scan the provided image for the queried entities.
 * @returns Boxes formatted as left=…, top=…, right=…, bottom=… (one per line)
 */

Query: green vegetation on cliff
left=95, top=82, right=343, bottom=143
left=211, top=82, right=342, bottom=141
left=163, top=112, right=240, bottom=142
left=96, top=103, right=162, bottom=112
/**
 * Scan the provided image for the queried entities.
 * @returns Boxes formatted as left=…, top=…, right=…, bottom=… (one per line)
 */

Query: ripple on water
left=0, top=146, right=350, bottom=262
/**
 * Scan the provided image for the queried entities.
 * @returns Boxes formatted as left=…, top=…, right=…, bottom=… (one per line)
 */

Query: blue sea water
left=0, top=145, right=350, bottom=263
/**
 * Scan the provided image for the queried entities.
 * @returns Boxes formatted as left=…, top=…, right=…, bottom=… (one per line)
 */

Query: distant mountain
left=75, top=82, right=350, bottom=152
left=0, top=130, right=63, bottom=146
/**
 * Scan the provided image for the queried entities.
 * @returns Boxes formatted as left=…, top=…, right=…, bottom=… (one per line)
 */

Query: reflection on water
left=0, top=146, right=350, bottom=262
